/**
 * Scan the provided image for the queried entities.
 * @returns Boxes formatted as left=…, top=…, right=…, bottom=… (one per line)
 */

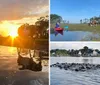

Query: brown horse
left=88, top=20, right=97, bottom=26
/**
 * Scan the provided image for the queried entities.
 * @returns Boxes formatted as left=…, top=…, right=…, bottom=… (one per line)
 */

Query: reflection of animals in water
left=17, top=49, right=42, bottom=71
left=88, top=20, right=97, bottom=27
left=17, top=54, right=30, bottom=69
left=83, top=59, right=89, bottom=63
left=17, top=54, right=42, bottom=71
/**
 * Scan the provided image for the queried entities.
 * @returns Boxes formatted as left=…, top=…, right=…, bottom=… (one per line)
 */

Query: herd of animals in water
left=51, top=62, right=100, bottom=72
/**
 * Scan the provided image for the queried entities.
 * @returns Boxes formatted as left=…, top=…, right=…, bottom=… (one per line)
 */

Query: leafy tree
left=35, top=15, right=49, bottom=38
left=50, top=14, right=62, bottom=24
left=80, top=19, right=82, bottom=24
left=90, top=16, right=100, bottom=24
left=18, top=16, right=49, bottom=39
left=18, top=23, right=30, bottom=37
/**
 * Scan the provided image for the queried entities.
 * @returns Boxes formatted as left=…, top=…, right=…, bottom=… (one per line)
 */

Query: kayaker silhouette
left=55, top=22, right=63, bottom=36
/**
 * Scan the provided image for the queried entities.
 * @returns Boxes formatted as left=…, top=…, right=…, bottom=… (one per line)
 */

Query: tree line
left=50, top=14, right=100, bottom=24
left=51, top=46, right=100, bottom=57
left=80, top=15, right=100, bottom=24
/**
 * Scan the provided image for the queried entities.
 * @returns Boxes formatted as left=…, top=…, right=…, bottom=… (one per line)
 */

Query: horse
left=88, top=20, right=97, bottom=27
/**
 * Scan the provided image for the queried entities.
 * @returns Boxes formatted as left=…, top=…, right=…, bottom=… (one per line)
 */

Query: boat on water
left=55, top=27, right=63, bottom=31
left=54, top=27, right=64, bottom=35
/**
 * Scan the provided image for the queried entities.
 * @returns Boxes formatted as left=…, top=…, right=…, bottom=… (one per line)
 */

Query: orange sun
left=8, top=24, right=19, bottom=38
left=9, top=31, right=18, bottom=38
left=0, top=21, right=20, bottom=38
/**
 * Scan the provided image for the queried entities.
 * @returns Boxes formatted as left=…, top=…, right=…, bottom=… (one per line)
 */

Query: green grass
left=51, top=23, right=100, bottom=33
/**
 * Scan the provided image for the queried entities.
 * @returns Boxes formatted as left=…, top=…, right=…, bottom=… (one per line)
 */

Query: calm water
left=0, top=46, right=48, bottom=72
left=50, top=31, right=100, bottom=41
left=51, top=57, right=100, bottom=85
left=0, top=46, right=17, bottom=57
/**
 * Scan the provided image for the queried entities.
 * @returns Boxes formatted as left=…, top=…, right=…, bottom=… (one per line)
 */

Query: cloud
left=7, top=17, right=40, bottom=25
left=0, top=0, right=49, bottom=21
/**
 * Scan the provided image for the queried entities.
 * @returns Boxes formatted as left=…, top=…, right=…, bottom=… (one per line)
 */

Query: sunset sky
left=0, top=0, right=49, bottom=36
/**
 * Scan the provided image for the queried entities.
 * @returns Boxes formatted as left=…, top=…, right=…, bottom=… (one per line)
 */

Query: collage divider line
left=49, top=0, right=50, bottom=84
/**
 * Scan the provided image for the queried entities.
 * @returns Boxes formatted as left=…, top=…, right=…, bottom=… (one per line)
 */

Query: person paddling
left=55, top=22, right=60, bottom=28
left=54, top=22, right=64, bottom=36
left=54, top=22, right=60, bottom=36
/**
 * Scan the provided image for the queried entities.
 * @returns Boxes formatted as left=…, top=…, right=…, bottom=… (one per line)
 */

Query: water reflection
left=0, top=46, right=17, bottom=57
left=51, top=57, right=100, bottom=64
left=0, top=46, right=48, bottom=72
left=50, top=31, right=100, bottom=41
left=82, top=58, right=93, bottom=64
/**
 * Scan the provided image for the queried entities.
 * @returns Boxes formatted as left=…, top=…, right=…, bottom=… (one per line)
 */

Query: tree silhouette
left=18, top=16, right=49, bottom=39
left=80, top=19, right=82, bottom=24
left=35, top=15, right=49, bottom=38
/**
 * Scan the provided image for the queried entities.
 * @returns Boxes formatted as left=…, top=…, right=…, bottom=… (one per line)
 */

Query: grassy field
left=51, top=23, right=100, bottom=33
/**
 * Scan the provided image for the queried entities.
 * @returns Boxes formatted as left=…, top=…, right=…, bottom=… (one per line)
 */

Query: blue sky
left=51, top=0, right=100, bottom=23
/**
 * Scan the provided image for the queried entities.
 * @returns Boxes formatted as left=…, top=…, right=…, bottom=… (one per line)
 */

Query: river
left=0, top=46, right=48, bottom=72
left=50, top=57, right=100, bottom=85
left=50, top=31, right=100, bottom=41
